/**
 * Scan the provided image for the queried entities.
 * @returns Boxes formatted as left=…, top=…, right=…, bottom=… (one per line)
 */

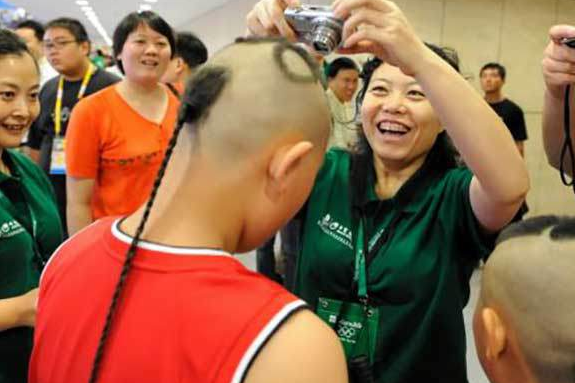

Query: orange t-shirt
left=66, top=84, right=179, bottom=220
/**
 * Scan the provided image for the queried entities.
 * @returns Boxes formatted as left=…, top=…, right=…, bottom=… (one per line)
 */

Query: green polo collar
left=0, top=151, right=23, bottom=185
left=358, top=144, right=453, bottom=214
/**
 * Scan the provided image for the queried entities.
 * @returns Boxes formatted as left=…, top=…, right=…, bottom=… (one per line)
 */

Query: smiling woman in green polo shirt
left=0, top=30, right=63, bottom=383
left=246, top=0, right=529, bottom=382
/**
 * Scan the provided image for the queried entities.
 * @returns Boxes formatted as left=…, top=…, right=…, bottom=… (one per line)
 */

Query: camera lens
left=313, top=38, right=332, bottom=54
left=311, top=19, right=342, bottom=55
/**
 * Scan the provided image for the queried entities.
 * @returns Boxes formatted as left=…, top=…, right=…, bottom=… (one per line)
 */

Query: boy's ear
left=481, top=307, right=508, bottom=361
left=265, top=141, right=314, bottom=200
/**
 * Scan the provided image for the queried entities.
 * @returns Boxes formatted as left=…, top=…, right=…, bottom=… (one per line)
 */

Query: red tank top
left=29, top=217, right=306, bottom=383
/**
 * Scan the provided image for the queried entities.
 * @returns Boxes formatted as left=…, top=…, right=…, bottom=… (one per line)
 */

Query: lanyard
left=560, top=84, right=575, bottom=193
left=353, top=219, right=370, bottom=302
left=54, top=64, right=95, bottom=136
left=352, top=212, right=403, bottom=303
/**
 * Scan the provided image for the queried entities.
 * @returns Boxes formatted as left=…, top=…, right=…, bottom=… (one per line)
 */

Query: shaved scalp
left=181, top=38, right=331, bottom=161
left=481, top=216, right=575, bottom=383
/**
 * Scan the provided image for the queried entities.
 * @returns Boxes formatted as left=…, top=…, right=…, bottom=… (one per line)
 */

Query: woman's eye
left=408, top=90, right=425, bottom=98
left=29, top=92, right=39, bottom=100
left=370, top=86, right=388, bottom=95
left=0, top=91, right=15, bottom=100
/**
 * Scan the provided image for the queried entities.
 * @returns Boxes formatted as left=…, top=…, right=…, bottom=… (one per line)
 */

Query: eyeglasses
left=42, top=40, right=77, bottom=51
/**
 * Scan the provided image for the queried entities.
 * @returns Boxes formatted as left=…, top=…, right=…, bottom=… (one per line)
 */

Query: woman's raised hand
left=334, top=0, right=430, bottom=76
left=543, top=25, right=575, bottom=98
left=246, top=0, right=300, bottom=41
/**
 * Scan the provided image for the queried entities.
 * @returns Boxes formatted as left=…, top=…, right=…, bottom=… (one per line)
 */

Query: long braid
left=87, top=36, right=316, bottom=382
left=88, top=67, right=230, bottom=383
left=88, top=114, right=185, bottom=383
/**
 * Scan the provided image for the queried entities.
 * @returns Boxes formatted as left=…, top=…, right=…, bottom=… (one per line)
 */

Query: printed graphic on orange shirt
left=101, top=151, right=163, bottom=168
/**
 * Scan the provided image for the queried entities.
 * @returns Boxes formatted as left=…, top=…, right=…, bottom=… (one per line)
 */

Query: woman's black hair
left=0, top=29, right=38, bottom=72
left=175, top=31, right=208, bottom=69
left=88, top=37, right=322, bottom=383
left=350, top=43, right=461, bottom=210
left=15, top=19, right=45, bottom=42
left=112, top=11, right=176, bottom=75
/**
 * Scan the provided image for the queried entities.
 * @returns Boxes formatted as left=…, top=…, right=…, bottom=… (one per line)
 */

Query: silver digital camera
left=284, top=5, right=344, bottom=55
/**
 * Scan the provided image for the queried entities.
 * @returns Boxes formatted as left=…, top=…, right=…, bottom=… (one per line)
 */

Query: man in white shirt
left=15, top=20, right=58, bottom=85
left=325, top=57, right=359, bottom=149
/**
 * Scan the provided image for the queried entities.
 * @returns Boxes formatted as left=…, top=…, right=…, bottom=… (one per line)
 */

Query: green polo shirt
left=0, top=150, right=63, bottom=383
left=295, top=148, right=493, bottom=383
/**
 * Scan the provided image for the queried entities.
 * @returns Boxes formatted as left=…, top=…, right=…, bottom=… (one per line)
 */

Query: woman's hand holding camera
left=246, top=0, right=432, bottom=76
left=543, top=25, right=575, bottom=99
left=333, top=0, right=429, bottom=76
left=246, top=0, right=300, bottom=41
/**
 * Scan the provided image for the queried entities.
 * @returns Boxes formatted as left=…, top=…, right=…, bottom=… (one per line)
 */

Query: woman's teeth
left=141, top=60, right=158, bottom=67
left=377, top=122, right=409, bottom=135
left=2, top=124, right=24, bottom=131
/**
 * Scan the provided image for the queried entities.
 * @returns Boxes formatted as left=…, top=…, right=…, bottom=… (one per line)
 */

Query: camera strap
left=560, top=84, right=575, bottom=194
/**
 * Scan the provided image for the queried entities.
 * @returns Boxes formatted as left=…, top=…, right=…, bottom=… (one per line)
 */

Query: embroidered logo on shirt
left=0, top=220, right=25, bottom=238
left=317, top=214, right=353, bottom=250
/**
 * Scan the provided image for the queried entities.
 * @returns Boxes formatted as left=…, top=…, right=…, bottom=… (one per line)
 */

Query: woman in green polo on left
left=0, top=30, right=63, bottom=383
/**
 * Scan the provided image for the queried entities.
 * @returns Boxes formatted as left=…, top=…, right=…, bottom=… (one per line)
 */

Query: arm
left=245, top=310, right=348, bottom=383
left=246, top=0, right=528, bottom=231
left=414, top=57, right=528, bottom=231
left=332, top=0, right=527, bottom=231
left=65, top=97, right=101, bottom=236
left=66, top=177, right=95, bottom=235
left=542, top=25, right=575, bottom=176
left=543, top=90, right=574, bottom=174
left=0, top=288, right=37, bottom=331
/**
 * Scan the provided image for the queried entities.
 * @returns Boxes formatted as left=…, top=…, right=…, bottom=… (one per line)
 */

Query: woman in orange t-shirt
left=65, top=11, right=179, bottom=235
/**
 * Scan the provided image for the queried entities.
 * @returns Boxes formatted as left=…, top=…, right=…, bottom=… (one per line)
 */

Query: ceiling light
left=77, top=5, right=112, bottom=47
left=139, top=4, right=152, bottom=10
left=143, top=0, right=158, bottom=2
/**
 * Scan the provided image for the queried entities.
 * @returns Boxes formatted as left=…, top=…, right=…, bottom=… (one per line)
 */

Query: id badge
left=50, top=137, right=66, bottom=175
left=316, top=297, right=379, bottom=363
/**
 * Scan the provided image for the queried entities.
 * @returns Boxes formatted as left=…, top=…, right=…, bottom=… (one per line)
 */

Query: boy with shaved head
left=474, top=216, right=575, bottom=383
left=29, top=38, right=346, bottom=383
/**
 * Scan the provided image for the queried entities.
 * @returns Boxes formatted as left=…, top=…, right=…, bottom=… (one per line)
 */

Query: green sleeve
left=442, top=167, right=496, bottom=261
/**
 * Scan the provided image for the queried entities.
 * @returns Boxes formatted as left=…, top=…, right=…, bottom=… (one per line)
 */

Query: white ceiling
left=12, top=0, right=234, bottom=45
